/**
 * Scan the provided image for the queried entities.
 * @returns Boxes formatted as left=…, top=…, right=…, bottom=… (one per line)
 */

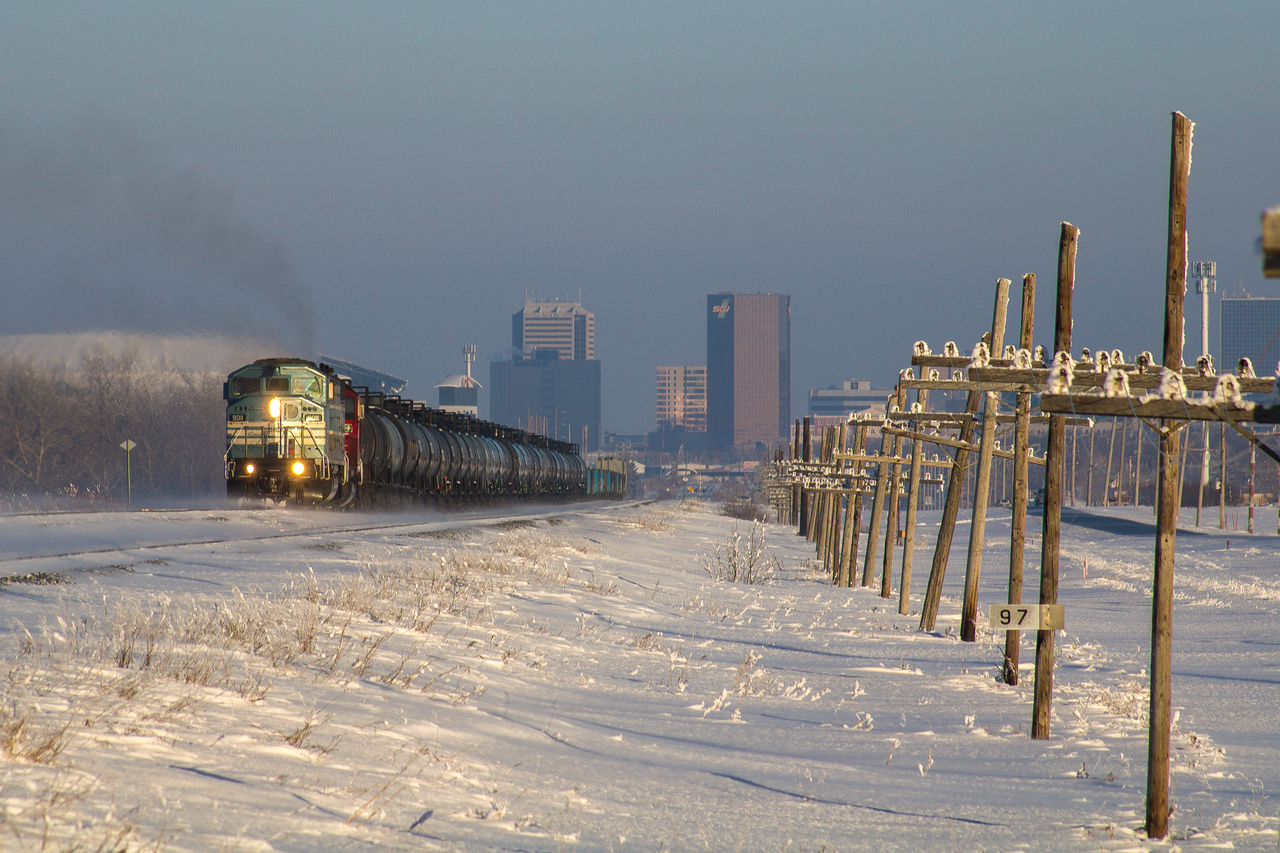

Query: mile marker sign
left=989, top=604, right=1064, bottom=631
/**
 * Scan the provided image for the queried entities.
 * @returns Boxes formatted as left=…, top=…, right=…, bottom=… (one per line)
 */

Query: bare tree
left=0, top=353, right=227, bottom=502
left=0, top=360, right=77, bottom=492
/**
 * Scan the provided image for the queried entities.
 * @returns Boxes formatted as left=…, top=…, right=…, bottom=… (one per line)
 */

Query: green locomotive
left=223, top=358, right=354, bottom=505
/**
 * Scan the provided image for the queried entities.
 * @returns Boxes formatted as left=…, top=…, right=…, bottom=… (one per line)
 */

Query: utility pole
left=1032, top=222, right=1077, bottom=738
left=1147, top=110, right=1194, bottom=841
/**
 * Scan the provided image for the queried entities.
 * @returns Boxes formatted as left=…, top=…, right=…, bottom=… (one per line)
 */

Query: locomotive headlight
left=291, top=461, right=306, bottom=476
left=269, top=398, right=281, bottom=418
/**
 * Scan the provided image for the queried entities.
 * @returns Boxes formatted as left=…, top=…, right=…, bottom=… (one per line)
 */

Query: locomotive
left=223, top=358, right=609, bottom=507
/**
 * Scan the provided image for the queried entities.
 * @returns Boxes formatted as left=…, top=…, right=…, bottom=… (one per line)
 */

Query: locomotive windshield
left=228, top=365, right=326, bottom=402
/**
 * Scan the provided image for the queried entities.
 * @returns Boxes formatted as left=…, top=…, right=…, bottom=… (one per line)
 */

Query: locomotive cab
left=224, top=359, right=348, bottom=504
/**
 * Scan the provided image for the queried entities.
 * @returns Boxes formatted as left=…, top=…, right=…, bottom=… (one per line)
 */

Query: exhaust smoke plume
left=0, top=114, right=315, bottom=353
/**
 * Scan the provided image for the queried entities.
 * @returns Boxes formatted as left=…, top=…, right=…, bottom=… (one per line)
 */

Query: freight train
left=223, top=358, right=620, bottom=506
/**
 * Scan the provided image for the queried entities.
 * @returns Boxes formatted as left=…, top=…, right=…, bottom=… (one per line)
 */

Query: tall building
left=491, top=301, right=602, bottom=451
left=1220, top=297, right=1280, bottom=376
left=656, top=366, right=707, bottom=432
left=489, top=353, right=601, bottom=451
left=706, top=293, right=790, bottom=449
left=513, top=301, right=594, bottom=360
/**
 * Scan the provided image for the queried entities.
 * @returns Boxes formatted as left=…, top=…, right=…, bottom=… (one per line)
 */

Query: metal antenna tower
left=1192, top=261, right=1217, bottom=358
left=1192, top=261, right=1217, bottom=526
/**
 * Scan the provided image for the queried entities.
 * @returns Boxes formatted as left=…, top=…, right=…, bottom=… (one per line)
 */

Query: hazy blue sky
left=2, top=3, right=1277, bottom=433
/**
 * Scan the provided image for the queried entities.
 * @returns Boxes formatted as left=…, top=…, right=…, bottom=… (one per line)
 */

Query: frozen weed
left=632, top=631, right=668, bottom=651
left=700, top=524, right=780, bottom=584
left=346, top=753, right=424, bottom=827
left=719, top=497, right=770, bottom=522
left=282, top=708, right=333, bottom=750
left=0, top=704, right=74, bottom=765
left=578, top=575, right=619, bottom=596
left=731, top=650, right=776, bottom=696
left=623, top=509, right=675, bottom=531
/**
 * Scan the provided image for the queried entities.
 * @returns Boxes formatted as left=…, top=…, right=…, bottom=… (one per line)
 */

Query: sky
left=1, top=3, right=1278, bottom=433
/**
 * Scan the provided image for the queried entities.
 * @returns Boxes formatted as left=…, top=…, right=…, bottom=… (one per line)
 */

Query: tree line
left=0, top=351, right=225, bottom=504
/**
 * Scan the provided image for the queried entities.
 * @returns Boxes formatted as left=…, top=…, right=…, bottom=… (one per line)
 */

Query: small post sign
left=989, top=603, right=1064, bottom=631
left=120, top=440, right=136, bottom=508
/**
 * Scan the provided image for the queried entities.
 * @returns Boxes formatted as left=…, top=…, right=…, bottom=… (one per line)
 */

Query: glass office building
left=1220, top=297, right=1280, bottom=376
left=706, top=293, right=790, bottom=449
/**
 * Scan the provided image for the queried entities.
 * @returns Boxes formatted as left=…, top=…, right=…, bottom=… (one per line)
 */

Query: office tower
left=706, top=293, right=790, bottom=449
left=491, top=301, right=602, bottom=451
left=1220, top=297, right=1280, bottom=376
left=513, top=301, right=594, bottom=360
left=656, top=366, right=707, bottom=432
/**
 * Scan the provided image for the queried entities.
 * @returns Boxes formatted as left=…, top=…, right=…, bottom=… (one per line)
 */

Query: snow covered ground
left=0, top=499, right=1276, bottom=851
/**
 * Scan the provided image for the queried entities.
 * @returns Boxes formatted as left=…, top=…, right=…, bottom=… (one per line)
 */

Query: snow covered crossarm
left=1038, top=393, right=1280, bottom=422
left=879, top=426, right=1047, bottom=466
left=899, top=374, right=1036, bottom=393
left=888, top=410, right=1080, bottom=426
left=966, top=364, right=1275, bottom=395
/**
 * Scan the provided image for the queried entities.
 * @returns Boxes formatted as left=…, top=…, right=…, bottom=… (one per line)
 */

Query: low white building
left=808, top=379, right=894, bottom=418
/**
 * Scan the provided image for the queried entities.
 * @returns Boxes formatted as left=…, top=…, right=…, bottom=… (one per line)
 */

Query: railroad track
left=0, top=504, right=615, bottom=584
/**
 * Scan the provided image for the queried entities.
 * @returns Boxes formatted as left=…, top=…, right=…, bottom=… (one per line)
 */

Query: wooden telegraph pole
left=791, top=419, right=801, bottom=526
left=799, top=416, right=812, bottom=534
left=960, top=279, right=1011, bottom=640
left=1032, top=222, right=1078, bottom=738
left=1147, top=110, right=1193, bottom=841
left=1003, top=273, right=1035, bottom=684
left=918, top=389, right=980, bottom=628
left=837, top=422, right=868, bottom=587
left=862, top=407, right=892, bottom=587
left=881, top=385, right=908, bottom=598
left=918, top=285, right=1006, bottom=632
left=899, top=387, right=930, bottom=615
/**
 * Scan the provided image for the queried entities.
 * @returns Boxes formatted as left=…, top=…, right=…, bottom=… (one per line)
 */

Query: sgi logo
left=712, top=299, right=731, bottom=318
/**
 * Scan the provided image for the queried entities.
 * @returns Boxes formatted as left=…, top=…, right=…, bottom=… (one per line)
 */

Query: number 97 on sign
left=988, top=604, right=1064, bottom=631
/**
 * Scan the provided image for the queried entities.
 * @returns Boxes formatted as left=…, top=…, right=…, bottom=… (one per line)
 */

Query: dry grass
left=0, top=530, right=606, bottom=849
left=621, top=508, right=676, bottom=532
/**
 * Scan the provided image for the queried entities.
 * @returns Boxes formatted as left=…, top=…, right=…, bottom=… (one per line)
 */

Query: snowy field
left=0, top=499, right=1276, bottom=852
